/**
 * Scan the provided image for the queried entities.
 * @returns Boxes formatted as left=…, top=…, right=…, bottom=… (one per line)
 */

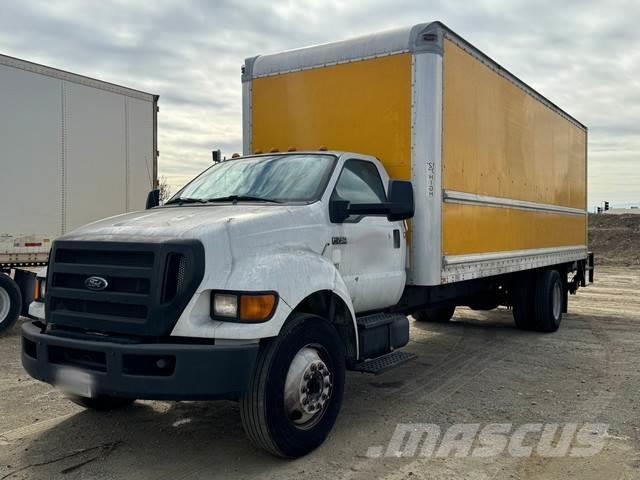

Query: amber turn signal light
left=240, top=294, right=277, bottom=322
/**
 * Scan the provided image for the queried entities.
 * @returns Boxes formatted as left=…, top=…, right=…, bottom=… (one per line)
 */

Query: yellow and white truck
left=22, top=22, right=592, bottom=458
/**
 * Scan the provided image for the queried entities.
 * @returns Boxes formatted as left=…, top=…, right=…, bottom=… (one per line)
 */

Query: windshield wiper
left=164, top=197, right=207, bottom=205
left=205, top=195, right=284, bottom=204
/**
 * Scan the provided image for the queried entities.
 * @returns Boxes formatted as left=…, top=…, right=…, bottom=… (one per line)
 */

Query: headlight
left=211, top=292, right=277, bottom=322
left=213, top=294, right=238, bottom=318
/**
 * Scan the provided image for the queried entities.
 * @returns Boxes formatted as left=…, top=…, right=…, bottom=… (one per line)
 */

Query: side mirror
left=329, top=199, right=350, bottom=223
left=146, top=189, right=160, bottom=209
left=387, top=180, right=414, bottom=221
left=328, top=180, right=415, bottom=223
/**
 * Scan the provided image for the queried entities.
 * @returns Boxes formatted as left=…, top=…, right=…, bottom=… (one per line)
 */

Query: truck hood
left=64, top=205, right=306, bottom=238
left=60, top=204, right=329, bottom=256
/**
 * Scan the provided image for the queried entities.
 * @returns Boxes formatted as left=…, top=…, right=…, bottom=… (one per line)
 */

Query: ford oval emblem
left=85, top=276, right=108, bottom=291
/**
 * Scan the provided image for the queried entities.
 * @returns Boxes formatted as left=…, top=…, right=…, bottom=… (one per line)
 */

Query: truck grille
left=46, top=240, right=205, bottom=337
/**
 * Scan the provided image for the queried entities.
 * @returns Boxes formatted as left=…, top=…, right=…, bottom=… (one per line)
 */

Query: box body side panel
left=251, top=53, right=412, bottom=181
left=441, top=37, right=587, bottom=258
left=443, top=204, right=585, bottom=255
left=0, top=64, right=63, bottom=240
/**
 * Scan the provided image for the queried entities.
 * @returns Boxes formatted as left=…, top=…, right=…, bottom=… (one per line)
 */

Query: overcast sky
left=1, top=0, right=638, bottom=209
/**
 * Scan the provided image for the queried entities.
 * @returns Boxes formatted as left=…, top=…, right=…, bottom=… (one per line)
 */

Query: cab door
left=327, top=159, right=406, bottom=312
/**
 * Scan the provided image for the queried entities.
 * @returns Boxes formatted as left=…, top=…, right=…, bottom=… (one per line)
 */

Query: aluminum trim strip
left=251, top=25, right=420, bottom=78
left=443, top=190, right=586, bottom=215
left=409, top=52, right=443, bottom=286
left=0, top=54, right=155, bottom=102
left=441, top=246, right=587, bottom=284
left=444, top=245, right=587, bottom=266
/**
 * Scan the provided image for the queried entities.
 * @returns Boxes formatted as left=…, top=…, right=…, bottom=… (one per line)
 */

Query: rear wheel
left=512, top=275, right=535, bottom=330
left=0, top=273, right=22, bottom=334
left=240, top=313, right=345, bottom=458
left=413, top=305, right=455, bottom=323
left=533, top=269, right=564, bottom=332
left=68, top=395, right=135, bottom=411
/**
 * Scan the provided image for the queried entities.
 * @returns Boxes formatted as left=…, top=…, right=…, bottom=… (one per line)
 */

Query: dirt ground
left=1, top=266, right=639, bottom=479
left=589, top=214, right=640, bottom=266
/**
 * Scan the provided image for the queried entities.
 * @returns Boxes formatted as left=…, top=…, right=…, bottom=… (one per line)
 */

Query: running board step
left=352, top=351, right=416, bottom=375
left=356, top=312, right=410, bottom=360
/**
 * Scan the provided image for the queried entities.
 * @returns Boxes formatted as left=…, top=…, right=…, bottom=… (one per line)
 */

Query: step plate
left=352, top=351, right=417, bottom=375
left=357, top=312, right=407, bottom=329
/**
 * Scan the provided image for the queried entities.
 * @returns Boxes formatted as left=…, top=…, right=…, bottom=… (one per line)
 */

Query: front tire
left=0, top=273, right=22, bottom=334
left=68, top=395, right=135, bottom=411
left=413, top=305, right=455, bottom=323
left=240, top=313, right=346, bottom=458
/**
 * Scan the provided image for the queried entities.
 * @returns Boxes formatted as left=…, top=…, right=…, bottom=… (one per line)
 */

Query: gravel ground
left=1, top=266, right=639, bottom=479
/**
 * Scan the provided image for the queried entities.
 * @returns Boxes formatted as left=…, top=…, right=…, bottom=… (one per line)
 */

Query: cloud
left=1, top=0, right=638, bottom=208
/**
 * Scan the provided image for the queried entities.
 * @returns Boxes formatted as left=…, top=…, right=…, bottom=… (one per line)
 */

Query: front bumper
left=21, top=321, right=259, bottom=400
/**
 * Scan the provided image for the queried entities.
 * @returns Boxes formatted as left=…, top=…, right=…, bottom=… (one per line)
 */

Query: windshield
left=169, top=154, right=336, bottom=204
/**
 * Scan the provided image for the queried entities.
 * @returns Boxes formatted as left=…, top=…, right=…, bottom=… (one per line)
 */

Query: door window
left=331, top=160, right=386, bottom=204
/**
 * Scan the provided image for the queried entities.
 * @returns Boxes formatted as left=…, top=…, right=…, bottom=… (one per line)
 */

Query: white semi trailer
left=0, top=53, right=158, bottom=333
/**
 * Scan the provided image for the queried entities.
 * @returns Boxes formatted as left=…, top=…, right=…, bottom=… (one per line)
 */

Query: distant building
left=603, top=207, right=640, bottom=214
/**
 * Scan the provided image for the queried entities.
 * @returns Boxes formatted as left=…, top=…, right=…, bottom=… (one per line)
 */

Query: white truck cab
left=22, top=151, right=416, bottom=458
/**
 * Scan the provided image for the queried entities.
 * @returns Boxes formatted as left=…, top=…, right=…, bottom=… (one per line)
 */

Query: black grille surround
left=45, top=239, right=205, bottom=337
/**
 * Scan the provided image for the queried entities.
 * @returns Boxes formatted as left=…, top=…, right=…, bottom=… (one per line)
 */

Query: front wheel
left=240, top=313, right=346, bottom=458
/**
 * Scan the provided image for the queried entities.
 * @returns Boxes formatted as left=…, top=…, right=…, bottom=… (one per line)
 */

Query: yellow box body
left=244, top=23, right=588, bottom=285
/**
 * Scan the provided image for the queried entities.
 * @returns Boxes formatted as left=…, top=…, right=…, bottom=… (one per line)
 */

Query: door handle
left=393, top=229, right=400, bottom=249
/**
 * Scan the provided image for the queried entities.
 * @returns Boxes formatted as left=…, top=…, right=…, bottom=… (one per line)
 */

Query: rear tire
left=533, top=269, right=563, bottom=333
left=0, top=273, right=22, bottom=334
left=512, top=275, right=535, bottom=330
left=413, top=305, right=455, bottom=323
left=240, top=313, right=346, bottom=458
left=68, top=395, right=135, bottom=411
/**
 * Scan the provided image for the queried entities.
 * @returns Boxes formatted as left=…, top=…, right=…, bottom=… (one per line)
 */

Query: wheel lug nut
left=310, top=364, right=317, bottom=372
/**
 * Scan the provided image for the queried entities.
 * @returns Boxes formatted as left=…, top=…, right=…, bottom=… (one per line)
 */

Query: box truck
left=0, top=53, right=158, bottom=333
left=21, top=22, right=593, bottom=458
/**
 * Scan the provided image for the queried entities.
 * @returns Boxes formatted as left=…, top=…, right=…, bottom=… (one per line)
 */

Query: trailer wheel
left=413, top=305, right=455, bottom=323
left=0, top=273, right=22, bottom=334
left=240, top=313, right=345, bottom=458
left=67, top=395, right=135, bottom=411
left=512, top=276, right=535, bottom=330
left=533, top=269, right=563, bottom=333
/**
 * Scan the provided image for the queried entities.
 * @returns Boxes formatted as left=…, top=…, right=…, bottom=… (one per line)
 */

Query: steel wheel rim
left=552, top=281, right=562, bottom=320
left=0, top=287, right=10, bottom=323
left=284, top=344, right=333, bottom=429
